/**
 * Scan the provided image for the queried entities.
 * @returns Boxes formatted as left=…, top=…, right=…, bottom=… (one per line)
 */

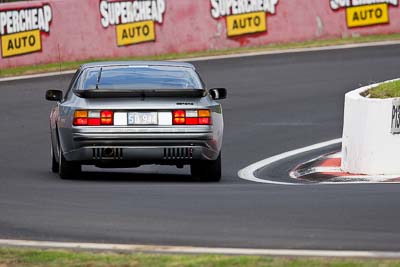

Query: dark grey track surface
left=1, top=45, right=400, bottom=251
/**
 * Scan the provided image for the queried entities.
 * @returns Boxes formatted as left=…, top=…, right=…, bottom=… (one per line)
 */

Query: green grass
left=0, top=248, right=400, bottom=267
left=368, top=80, right=400, bottom=98
left=1, top=33, right=400, bottom=78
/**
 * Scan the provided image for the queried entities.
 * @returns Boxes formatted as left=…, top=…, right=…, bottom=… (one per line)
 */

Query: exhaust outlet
left=102, top=148, right=114, bottom=158
left=92, top=147, right=123, bottom=160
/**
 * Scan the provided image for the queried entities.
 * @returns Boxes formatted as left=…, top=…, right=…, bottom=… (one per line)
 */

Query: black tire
left=51, top=143, right=59, bottom=173
left=190, top=152, right=222, bottom=182
left=59, top=146, right=81, bottom=180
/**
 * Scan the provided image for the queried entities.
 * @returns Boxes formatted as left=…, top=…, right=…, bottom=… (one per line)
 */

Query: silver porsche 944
left=46, top=61, right=226, bottom=181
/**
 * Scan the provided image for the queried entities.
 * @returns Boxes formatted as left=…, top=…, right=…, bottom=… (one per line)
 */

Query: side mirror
left=209, top=88, right=227, bottom=100
left=46, top=90, right=63, bottom=101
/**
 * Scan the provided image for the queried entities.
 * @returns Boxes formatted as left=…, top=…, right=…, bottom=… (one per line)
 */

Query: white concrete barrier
left=341, top=78, right=400, bottom=175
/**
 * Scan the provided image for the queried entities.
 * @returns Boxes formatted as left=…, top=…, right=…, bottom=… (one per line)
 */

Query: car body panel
left=49, top=61, right=224, bottom=168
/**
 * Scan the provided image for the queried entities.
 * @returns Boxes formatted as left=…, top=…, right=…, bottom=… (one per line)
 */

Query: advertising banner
left=0, top=3, right=52, bottom=58
left=1, top=0, right=400, bottom=69
left=329, top=0, right=398, bottom=28
left=99, top=0, right=165, bottom=46
left=210, top=0, right=279, bottom=37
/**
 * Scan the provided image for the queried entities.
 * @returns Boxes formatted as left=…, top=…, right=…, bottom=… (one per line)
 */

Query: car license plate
left=128, top=112, right=158, bottom=125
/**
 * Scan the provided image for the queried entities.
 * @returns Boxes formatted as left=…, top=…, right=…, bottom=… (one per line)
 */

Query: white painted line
left=321, top=180, right=400, bottom=184
left=178, top=40, right=400, bottom=62
left=0, top=70, right=76, bottom=82
left=237, top=138, right=342, bottom=185
left=0, top=239, right=400, bottom=258
left=2, top=40, right=400, bottom=83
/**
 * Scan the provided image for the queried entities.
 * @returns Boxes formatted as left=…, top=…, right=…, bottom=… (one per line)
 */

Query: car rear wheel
left=51, top=143, right=59, bottom=173
left=59, top=146, right=81, bottom=180
left=190, top=152, right=221, bottom=182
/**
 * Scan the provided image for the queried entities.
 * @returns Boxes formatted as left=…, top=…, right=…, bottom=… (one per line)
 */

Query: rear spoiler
left=74, top=89, right=207, bottom=98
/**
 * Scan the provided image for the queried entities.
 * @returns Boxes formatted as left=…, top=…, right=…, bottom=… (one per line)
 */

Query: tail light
left=198, top=117, right=211, bottom=125
left=73, top=110, right=88, bottom=126
left=74, top=109, right=212, bottom=126
left=173, top=110, right=186, bottom=125
left=198, top=109, right=212, bottom=125
left=100, top=110, right=113, bottom=125
left=172, top=109, right=212, bottom=125
left=74, top=110, right=114, bottom=126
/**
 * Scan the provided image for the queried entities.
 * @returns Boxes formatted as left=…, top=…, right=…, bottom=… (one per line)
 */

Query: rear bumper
left=64, top=145, right=218, bottom=163
left=64, top=126, right=220, bottom=164
left=71, top=126, right=214, bottom=142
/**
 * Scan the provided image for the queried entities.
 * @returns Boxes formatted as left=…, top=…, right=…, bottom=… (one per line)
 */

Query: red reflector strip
left=73, top=118, right=88, bottom=126
left=199, top=117, right=211, bottom=125
left=88, top=118, right=101, bottom=126
left=186, top=118, right=198, bottom=125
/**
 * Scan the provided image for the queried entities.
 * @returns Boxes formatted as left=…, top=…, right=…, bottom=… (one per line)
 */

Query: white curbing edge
left=237, top=138, right=342, bottom=185
left=1, top=239, right=400, bottom=258
left=341, top=78, right=400, bottom=175
left=2, top=40, right=400, bottom=83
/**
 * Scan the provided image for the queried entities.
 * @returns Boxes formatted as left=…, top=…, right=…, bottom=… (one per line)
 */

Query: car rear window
left=75, top=65, right=203, bottom=90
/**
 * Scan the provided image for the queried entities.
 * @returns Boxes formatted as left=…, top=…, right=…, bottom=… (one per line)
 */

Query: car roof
left=80, top=61, right=196, bottom=70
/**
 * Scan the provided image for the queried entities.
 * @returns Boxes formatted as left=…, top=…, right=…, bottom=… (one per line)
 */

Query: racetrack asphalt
left=1, top=45, right=400, bottom=251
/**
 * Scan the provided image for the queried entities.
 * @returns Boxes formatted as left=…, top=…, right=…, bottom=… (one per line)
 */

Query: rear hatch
left=71, top=64, right=212, bottom=127
left=72, top=97, right=213, bottom=128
